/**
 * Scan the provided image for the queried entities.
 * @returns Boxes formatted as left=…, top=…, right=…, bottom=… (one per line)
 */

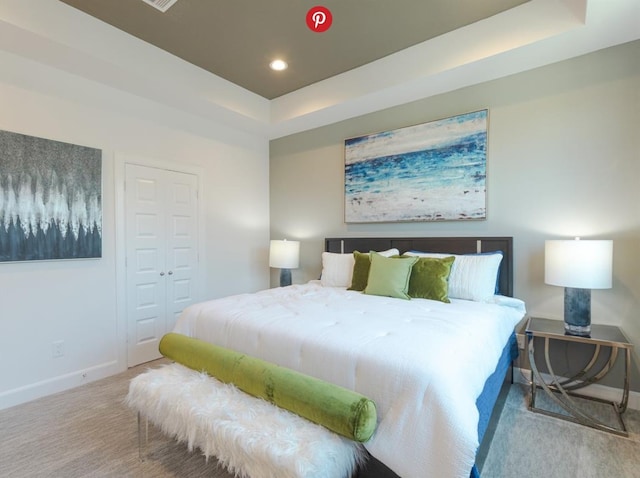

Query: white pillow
left=376, top=248, right=400, bottom=257
left=320, top=248, right=399, bottom=287
left=404, top=251, right=503, bottom=302
left=320, top=252, right=355, bottom=287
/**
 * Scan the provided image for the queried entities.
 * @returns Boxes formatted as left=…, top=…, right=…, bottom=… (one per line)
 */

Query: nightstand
left=525, top=316, right=632, bottom=436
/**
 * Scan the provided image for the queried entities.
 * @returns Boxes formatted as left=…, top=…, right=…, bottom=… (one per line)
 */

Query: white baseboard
left=0, top=360, right=124, bottom=411
left=514, top=367, right=640, bottom=411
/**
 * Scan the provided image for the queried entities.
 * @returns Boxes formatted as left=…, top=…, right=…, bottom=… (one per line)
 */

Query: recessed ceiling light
left=269, top=59, right=288, bottom=71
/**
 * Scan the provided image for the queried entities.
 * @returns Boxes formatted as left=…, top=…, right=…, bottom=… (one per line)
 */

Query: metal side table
left=525, top=316, right=632, bottom=436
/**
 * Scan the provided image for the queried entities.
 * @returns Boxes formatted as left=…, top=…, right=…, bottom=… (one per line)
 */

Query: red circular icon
left=306, top=6, right=332, bottom=33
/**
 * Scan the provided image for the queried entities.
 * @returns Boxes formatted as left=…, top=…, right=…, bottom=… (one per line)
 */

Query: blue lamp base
left=279, top=268, right=292, bottom=287
left=564, top=287, right=591, bottom=336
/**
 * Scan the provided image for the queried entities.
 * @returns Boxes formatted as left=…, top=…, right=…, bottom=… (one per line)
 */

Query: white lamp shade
left=545, top=239, right=612, bottom=289
left=269, top=240, right=300, bottom=269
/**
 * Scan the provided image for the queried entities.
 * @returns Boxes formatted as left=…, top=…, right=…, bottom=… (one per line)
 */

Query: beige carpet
left=482, top=381, right=640, bottom=478
left=1, top=359, right=639, bottom=477
left=0, top=359, right=234, bottom=478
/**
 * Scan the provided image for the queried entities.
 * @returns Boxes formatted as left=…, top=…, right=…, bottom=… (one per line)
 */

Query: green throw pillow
left=348, top=251, right=371, bottom=291
left=364, top=253, right=418, bottom=300
left=159, top=333, right=377, bottom=442
left=407, top=256, right=455, bottom=302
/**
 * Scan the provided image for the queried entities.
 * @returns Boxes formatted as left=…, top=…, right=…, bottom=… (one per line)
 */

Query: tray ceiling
left=58, top=0, right=528, bottom=99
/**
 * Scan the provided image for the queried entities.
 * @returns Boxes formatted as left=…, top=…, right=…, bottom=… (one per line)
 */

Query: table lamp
left=269, top=239, right=300, bottom=287
left=544, top=238, right=612, bottom=336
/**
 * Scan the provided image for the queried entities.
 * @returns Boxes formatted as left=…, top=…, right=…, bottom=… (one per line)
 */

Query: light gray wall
left=270, top=41, right=640, bottom=389
left=0, top=44, right=270, bottom=409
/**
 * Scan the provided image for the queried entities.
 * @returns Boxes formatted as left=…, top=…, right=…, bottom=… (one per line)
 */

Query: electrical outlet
left=52, top=340, right=64, bottom=358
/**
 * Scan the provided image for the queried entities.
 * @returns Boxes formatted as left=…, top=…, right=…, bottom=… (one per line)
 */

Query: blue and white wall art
left=345, top=110, right=488, bottom=223
left=0, top=130, right=102, bottom=262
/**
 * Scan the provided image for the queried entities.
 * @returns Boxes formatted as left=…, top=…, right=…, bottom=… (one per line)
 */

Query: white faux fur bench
left=126, top=363, right=367, bottom=478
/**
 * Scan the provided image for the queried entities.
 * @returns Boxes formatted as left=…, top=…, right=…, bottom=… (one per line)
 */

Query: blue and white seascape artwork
left=345, top=110, right=487, bottom=223
left=0, top=130, right=102, bottom=262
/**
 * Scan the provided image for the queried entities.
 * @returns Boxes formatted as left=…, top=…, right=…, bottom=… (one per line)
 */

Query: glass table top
left=526, top=316, right=632, bottom=348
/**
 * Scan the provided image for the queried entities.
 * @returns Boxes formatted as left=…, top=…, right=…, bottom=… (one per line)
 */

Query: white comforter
left=173, top=281, right=526, bottom=478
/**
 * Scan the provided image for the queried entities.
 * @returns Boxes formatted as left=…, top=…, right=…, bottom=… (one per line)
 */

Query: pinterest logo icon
left=306, top=6, right=332, bottom=33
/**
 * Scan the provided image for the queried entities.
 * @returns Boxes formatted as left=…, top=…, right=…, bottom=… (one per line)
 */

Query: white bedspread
left=173, top=282, right=526, bottom=478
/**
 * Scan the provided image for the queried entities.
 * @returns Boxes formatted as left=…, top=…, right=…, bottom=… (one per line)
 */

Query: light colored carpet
left=0, top=359, right=234, bottom=478
left=481, top=381, right=640, bottom=478
left=1, top=359, right=639, bottom=477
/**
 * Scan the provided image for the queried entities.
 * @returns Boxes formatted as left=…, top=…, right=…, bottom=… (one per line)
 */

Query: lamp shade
left=545, top=239, right=612, bottom=289
left=269, top=240, right=300, bottom=269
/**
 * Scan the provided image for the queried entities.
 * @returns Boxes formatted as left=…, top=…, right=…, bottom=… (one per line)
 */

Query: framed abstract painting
left=0, top=130, right=102, bottom=262
left=344, top=110, right=488, bottom=223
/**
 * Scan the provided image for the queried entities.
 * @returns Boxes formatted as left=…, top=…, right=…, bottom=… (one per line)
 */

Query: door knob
left=168, top=271, right=174, bottom=275
left=160, top=272, right=165, bottom=276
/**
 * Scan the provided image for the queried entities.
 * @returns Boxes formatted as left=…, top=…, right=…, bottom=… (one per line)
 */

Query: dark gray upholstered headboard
left=325, top=236, right=514, bottom=297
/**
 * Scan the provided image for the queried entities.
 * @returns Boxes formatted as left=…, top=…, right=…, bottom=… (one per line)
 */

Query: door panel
left=125, top=164, right=198, bottom=367
left=165, top=173, right=199, bottom=339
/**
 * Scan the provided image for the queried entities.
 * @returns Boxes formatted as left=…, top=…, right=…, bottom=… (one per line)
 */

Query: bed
left=172, top=236, right=525, bottom=478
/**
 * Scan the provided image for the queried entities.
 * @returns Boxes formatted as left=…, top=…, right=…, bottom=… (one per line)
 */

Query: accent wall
left=270, top=40, right=640, bottom=391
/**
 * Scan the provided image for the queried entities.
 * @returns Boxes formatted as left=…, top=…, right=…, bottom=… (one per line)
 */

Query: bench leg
left=137, top=412, right=149, bottom=461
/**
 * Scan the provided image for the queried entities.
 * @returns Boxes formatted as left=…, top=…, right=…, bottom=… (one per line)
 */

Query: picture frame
left=0, top=130, right=102, bottom=262
left=344, top=109, right=488, bottom=223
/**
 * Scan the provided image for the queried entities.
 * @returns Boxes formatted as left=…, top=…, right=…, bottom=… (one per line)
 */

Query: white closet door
left=164, top=172, right=199, bottom=333
left=125, top=164, right=199, bottom=366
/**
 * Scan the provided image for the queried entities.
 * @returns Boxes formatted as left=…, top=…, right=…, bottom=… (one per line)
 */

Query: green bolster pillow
left=158, top=333, right=377, bottom=442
